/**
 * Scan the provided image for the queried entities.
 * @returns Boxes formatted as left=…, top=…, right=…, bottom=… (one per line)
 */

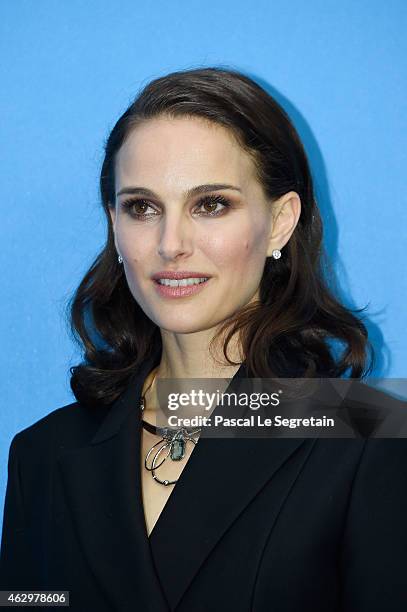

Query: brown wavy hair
left=66, top=67, right=374, bottom=408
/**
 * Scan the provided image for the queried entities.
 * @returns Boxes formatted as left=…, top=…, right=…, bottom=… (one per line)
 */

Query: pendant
left=144, top=427, right=201, bottom=486
left=170, top=433, right=186, bottom=460
left=140, top=394, right=201, bottom=484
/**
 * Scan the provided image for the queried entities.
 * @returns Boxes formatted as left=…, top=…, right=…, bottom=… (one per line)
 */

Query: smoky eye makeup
left=119, top=193, right=233, bottom=220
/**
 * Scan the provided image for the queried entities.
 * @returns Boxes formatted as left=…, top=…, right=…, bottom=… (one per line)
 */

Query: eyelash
left=120, top=194, right=231, bottom=220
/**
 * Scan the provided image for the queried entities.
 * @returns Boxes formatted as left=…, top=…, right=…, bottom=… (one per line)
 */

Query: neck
left=142, top=326, right=243, bottom=410
left=157, top=326, right=243, bottom=380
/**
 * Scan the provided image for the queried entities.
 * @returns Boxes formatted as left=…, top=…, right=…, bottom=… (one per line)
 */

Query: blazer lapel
left=57, top=351, right=170, bottom=611
left=148, top=366, right=314, bottom=610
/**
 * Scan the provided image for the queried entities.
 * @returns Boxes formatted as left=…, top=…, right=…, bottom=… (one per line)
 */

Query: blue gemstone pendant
left=170, top=435, right=186, bottom=460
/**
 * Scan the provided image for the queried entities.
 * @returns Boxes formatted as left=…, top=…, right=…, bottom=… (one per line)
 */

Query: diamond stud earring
left=271, top=249, right=281, bottom=259
left=118, top=254, right=123, bottom=264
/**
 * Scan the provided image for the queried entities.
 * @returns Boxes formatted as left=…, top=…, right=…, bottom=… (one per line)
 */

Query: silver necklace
left=140, top=368, right=201, bottom=486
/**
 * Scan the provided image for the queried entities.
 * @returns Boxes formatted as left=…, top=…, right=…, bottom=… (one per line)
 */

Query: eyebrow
left=115, top=183, right=242, bottom=199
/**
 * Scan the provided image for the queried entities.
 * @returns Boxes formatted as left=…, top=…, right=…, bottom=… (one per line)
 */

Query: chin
left=152, top=314, right=221, bottom=335
left=157, top=321, right=210, bottom=334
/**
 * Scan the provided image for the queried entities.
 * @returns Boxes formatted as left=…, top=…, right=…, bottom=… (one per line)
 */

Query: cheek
left=201, top=223, right=266, bottom=272
left=116, top=226, right=151, bottom=266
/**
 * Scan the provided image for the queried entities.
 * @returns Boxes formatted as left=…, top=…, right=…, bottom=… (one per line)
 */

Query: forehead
left=114, top=116, right=258, bottom=191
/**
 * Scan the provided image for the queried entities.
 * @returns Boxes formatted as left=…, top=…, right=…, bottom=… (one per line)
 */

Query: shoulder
left=9, top=400, right=111, bottom=462
left=336, top=437, right=407, bottom=538
left=339, top=437, right=407, bottom=604
left=350, top=437, right=407, bottom=490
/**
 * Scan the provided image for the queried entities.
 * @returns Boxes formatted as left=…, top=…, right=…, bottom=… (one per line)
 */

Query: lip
left=151, top=271, right=212, bottom=280
left=152, top=275, right=211, bottom=299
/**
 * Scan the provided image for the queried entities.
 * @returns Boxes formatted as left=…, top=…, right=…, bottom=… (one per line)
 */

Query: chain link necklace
left=140, top=367, right=201, bottom=486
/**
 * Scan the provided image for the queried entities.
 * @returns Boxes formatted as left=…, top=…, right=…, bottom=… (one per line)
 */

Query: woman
left=1, top=67, right=406, bottom=611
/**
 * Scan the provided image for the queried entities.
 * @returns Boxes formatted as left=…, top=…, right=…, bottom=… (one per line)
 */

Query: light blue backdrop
left=1, top=0, right=406, bottom=527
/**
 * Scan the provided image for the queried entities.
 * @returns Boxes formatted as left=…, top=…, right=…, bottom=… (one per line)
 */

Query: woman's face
left=110, top=116, right=283, bottom=334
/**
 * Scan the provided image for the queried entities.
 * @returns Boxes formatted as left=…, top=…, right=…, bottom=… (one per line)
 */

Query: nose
left=157, top=212, right=194, bottom=261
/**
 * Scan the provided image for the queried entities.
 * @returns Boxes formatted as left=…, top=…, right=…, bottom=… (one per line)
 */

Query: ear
left=266, top=191, right=301, bottom=257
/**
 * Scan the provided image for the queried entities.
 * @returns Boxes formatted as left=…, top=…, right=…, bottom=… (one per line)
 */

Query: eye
left=120, top=198, right=158, bottom=219
left=194, top=194, right=231, bottom=217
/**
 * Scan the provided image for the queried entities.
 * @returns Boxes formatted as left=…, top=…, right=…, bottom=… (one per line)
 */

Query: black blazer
left=1, top=354, right=407, bottom=611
